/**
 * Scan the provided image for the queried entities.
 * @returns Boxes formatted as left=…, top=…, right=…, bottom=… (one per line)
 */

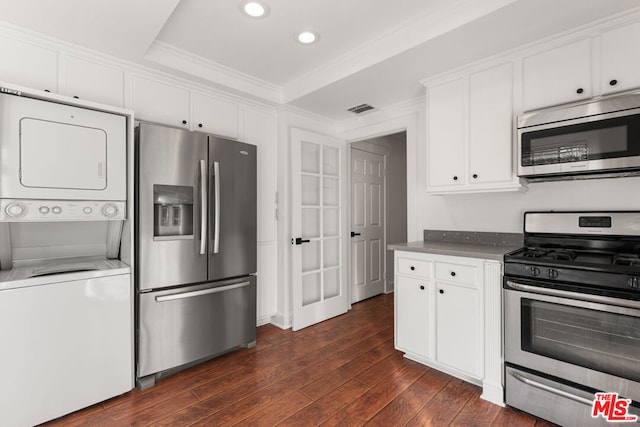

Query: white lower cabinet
left=394, top=250, right=503, bottom=405
left=435, top=281, right=482, bottom=378
left=396, top=275, right=431, bottom=357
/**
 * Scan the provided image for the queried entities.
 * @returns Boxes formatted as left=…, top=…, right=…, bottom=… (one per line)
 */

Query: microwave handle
left=199, top=159, right=207, bottom=255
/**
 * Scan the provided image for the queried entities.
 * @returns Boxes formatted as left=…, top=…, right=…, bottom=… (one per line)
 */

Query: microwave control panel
left=0, top=199, right=125, bottom=221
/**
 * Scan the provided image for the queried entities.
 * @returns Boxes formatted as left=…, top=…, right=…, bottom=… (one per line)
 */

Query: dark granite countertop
left=388, top=230, right=523, bottom=262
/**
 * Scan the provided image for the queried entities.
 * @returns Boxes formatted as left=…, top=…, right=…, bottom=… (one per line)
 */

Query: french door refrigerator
left=135, top=122, right=256, bottom=388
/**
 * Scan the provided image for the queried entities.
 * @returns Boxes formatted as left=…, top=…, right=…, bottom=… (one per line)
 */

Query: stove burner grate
left=522, top=248, right=576, bottom=261
left=612, top=254, right=640, bottom=267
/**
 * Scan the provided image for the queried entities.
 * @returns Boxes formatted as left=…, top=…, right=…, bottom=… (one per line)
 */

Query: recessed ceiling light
left=297, top=31, right=318, bottom=45
left=242, top=1, right=269, bottom=18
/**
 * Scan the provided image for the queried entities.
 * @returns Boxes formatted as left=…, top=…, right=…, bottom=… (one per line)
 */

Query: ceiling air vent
left=347, top=103, right=375, bottom=114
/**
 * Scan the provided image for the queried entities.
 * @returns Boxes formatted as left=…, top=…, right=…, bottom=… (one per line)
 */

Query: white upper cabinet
left=427, top=78, right=465, bottom=188
left=131, top=75, right=190, bottom=129
left=191, top=92, right=239, bottom=139
left=601, top=21, right=640, bottom=95
left=0, top=35, right=57, bottom=93
left=522, top=39, right=592, bottom=112
left=468, top=63, right=514, bottom=185
left=63, top=56, right=124, bottom=107
left=425, top=63, right=521, bottom=194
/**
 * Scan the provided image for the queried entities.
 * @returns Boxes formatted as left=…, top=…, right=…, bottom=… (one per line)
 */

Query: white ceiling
left=0, top=0, right=639, bottom=120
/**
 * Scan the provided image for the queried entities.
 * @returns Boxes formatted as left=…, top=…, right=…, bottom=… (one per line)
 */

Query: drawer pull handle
left=439, top=289, right=444, bottom=294
left=420, top=285, right=425, bottom=290
left=410, top=266, right=415, bottom=271
left=450, top=271, right=456, bottom=277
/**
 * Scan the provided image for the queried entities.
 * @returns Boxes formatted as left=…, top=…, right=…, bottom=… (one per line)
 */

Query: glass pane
left=324, top=268, right=340, bottom=299
left=522, top=299, right=640, bottom=382
left=302, top=208, right=320, bottom=238
left=302, top=273, right=321, bottom=306
left=323, top=238, right=340, bottom=268
left=323, top=146, right=339, bottom=176
left=323, top=177, right=339, bottom=206
left=302, top=176, right=320, bottom=206
left=301, top=141, right=320, bottom=173
left=302, top=240, right=321, bottom=273
left=323, top=208, right=339, bottom=237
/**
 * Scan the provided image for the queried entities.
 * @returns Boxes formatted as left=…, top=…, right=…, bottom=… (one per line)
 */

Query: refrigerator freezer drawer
left=137, top=276, right=256, bottom=379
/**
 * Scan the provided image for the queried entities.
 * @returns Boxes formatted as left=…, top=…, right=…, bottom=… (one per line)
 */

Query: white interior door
left=350, top=148, right=385, bottom=303
left=291, top=129, right=348, bottom=331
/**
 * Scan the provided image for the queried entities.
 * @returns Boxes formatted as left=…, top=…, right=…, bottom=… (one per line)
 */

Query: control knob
left=628, top=277, right=640, bottom=290
left=547, top=269, right=559, bottom=279
left=39, top=206, right=50, bottom=214
left=51, top=206, right=62, bottom=214
left=101, top=203, right=119, bottom=218
left=83, top=207, right=93, bottom=214
left=5, top=202, right=27, bottom=218
left=529, top=266, right=540, bottom=277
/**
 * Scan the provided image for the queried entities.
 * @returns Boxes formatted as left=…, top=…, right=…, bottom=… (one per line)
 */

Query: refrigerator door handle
left=199, top=159, right=207, bottom=255
left=213, top=161, right=220, bottom=254
left=155, top=281, right=250, bottom=302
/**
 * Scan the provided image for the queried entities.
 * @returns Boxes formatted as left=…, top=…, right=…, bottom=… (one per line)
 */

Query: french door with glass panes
left=291, top=128, right=348, bottom=331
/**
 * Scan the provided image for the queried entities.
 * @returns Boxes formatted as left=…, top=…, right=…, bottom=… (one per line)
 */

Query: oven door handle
left=509, top=370, right=593, bottom=406
left=505, top=280, right=640, bottom=310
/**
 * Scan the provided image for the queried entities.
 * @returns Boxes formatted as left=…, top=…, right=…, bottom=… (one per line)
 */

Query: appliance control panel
left=0, top=199, right=126, bottom=221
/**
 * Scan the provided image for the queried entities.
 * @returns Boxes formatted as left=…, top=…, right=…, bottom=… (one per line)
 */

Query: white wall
left=419, top=176, right=640, bottom=233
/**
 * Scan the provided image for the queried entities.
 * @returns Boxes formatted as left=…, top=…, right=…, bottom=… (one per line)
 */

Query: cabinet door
left=191, top=92, right=239, bottom=139
left=64, top=56, right=124, bottom=107
left=0, top=35, right=57, bottom=92
left=601, top=21, right=640, bottom=95
left=396, top=275, right=430, bottom=357
left=131, top=75, right=190, bottom=129
left=523, top=39, right=591, bottom=111
left=436, top=281, right=482, bottom=378
left=427, top=79, right=465, bottom=187
left=469, top=63, right=513, bottom=184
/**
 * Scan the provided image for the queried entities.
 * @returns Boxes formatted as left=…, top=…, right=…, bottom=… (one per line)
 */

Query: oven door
left=504, top=281, right=640, bottom=402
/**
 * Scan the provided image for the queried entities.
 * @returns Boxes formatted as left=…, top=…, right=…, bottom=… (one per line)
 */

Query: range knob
left=101, top=203, right=119, bottom=218
left=627, top=277, right=640, bottom=290
left=547, top=269, right=559, bottom=279
left=529, top=266, right=540, bottom=277
left=5, top=202, right=27, bottom=218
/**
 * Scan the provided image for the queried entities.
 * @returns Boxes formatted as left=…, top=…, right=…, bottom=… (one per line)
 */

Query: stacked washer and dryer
left=0, top=82, right=134, bottom=426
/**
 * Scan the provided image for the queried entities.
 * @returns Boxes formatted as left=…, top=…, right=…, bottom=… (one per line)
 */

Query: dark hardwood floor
left=43, top=293, right=555, bottom=426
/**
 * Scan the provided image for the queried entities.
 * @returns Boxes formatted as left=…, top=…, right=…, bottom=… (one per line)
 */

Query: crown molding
left=282, top=0, right=517, bottom=104
left=144, top=41, right=283, bottom=104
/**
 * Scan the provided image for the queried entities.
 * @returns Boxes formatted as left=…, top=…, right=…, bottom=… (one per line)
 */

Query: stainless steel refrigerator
left=135, top=122, right=256, bottom=388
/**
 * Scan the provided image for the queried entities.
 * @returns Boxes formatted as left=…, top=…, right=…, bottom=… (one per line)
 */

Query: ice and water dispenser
left=153, top=185, right=194, bottom=239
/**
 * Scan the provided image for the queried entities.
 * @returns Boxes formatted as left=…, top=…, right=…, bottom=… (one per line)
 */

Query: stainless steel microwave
left=517, top=92, right=640, bottom=179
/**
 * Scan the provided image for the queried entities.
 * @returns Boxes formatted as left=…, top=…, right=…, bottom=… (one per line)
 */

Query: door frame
left=342, top=112, right=420, bottom=295
left=348, top=143, right=389, bottom=299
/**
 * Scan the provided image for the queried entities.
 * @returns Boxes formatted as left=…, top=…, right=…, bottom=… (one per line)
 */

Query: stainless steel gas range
left=504, top=211, right=640, bottom=427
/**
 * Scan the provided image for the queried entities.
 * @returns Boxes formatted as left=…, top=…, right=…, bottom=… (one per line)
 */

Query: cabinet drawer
left=435, top=262, right=477, bottom=285
left=397, top=257, right=432, bottom=277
